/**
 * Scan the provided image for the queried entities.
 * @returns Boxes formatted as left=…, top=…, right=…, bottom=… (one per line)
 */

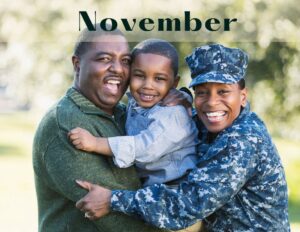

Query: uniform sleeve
left=43, top=130, right=166, bottom=232
left=110, top=137, right=258, bottom=230
left=108, top=106, right=198, bottom=168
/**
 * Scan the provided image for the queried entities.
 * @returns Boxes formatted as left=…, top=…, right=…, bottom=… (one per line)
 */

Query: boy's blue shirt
left=108, top=92, right=199, bottom=186
left=110, top=102, right=290, bottom=231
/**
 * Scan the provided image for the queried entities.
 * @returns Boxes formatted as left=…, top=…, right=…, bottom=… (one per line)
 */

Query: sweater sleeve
left=43, top=130, right=168, bottom=232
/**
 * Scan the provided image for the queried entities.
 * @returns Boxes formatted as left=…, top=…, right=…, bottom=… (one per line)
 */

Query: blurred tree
left=0, top=0, right=299, bottom=138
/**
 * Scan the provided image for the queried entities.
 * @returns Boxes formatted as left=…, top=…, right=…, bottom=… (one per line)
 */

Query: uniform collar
left=67, top=87, right=126, bottom=119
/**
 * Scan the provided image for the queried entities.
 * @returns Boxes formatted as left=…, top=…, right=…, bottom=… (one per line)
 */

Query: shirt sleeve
left=43, top=130, right=166, bottom=232
left=110, top=136, right=258, bottom=230
left=108, top=105, right=198, bottom=168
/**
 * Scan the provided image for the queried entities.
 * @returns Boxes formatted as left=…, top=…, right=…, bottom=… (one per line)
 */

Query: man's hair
left=238, top=78, right=246, bottom=90
left=73, top=24, right=125, bottom=57
left=131, top=39, right=179, bottom=77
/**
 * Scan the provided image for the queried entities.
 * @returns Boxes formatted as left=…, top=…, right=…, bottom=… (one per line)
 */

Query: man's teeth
left=107, top=80, right=120, bottom=85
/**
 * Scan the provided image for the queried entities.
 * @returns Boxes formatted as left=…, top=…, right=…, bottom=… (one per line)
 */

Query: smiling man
left=32, top=26, right=168, bottom=232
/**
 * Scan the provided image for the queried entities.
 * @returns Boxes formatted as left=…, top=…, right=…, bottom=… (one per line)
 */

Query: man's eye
left=122, top=58, right=131, bottom=65
left=97, top=57, right=110, bottom=62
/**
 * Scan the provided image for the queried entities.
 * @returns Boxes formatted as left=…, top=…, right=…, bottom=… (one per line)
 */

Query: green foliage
left=0, top=0, right=299, bottom=138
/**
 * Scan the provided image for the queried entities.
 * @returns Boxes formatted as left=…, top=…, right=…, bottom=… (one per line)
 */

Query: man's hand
left=162, top=88, right=193, bottom=116
left=68, top=127, right=98, bottom=152
left=76, top=180, right=112, bottom=220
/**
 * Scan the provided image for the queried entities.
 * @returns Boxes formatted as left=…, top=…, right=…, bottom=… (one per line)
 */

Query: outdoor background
left=0, top=0, right=299, bottom=231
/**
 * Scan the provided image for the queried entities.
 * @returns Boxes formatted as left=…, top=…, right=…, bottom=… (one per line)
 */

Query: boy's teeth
left=141, top=94, right=154, bottom=100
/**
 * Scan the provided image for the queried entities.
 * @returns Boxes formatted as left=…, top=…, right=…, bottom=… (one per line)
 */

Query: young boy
left=69, top=39, right=199, bottom=188
left=75, top=44, right=290, bottom=231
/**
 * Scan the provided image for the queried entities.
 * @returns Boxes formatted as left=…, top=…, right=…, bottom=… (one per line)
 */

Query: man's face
left=73, top=35, right=131, bottom=115
left=194, top=82, right=247, bottom=133
left=130, top=53, right=177, bottom=108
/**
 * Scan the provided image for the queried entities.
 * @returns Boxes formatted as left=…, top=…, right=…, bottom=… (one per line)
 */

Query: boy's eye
left=155, top=76, right=166, bottom=81
left=133, top=73, right=145, bottom=79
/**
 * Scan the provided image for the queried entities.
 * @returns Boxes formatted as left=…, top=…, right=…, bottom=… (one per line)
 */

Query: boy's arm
left=108, top=106, right=198, bottom=168
left=69, top=127, right=113, bottom=156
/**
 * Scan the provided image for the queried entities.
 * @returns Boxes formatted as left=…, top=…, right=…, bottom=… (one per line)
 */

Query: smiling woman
left=78, top=11, right=238, bottom=32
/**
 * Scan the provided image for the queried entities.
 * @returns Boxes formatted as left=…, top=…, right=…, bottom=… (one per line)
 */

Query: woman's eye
left=195, top=91, right=207, bottom=96
left=219, top=90, right=230, bottom=95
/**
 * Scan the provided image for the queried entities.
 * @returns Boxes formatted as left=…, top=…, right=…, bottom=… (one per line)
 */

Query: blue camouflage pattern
left=110, top=103, right=290, bottom=231
left=186, top=44, right=249, bottom=88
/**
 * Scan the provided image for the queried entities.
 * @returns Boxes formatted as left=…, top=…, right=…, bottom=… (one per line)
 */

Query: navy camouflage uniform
left=110, top=44, right=290, bottom=231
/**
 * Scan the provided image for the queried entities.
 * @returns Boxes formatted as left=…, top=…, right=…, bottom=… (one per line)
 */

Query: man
left=32, top=26, right=168, bottom=232
left=75, top=44, right=290, bottom=231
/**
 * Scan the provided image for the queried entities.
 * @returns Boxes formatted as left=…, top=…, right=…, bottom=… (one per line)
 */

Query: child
left=75, top=44, right=290, bottom=232
left=69, top=39, right=199, bottom=187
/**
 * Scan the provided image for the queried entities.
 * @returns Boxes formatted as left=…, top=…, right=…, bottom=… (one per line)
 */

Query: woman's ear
left=240, top=87, right=248, bottom=107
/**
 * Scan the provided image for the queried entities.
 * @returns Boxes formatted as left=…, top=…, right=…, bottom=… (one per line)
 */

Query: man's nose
left=109, top=60, right=123, bottom=74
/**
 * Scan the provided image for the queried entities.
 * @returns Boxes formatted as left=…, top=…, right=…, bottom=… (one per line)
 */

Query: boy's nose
left=142, top=78, right=154, bottom=89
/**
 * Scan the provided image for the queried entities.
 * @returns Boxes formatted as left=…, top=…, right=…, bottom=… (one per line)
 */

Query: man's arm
left=76, top=137, right=258, bottom=230
left=44, top=131, right=167, bottom=232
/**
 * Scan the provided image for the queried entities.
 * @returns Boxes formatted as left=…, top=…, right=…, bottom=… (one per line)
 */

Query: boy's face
left=194, top=82, right=247, bottom=133
left=130, top=53, right=178, bottom=108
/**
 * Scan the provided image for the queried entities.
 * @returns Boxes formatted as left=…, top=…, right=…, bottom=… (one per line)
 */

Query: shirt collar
left=67, top=87, right=126, bottom=119
left=126, top=92, right=150, bottom=114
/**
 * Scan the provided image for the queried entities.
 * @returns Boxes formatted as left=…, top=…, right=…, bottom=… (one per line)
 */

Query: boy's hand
left=75, top=180, right=111, bottom=220
left=162, top=88, right=193, bottom=116
left=68, top=127, right=97, bottom=152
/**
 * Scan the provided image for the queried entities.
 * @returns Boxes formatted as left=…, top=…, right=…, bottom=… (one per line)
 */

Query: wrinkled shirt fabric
left=108, top=93, right=199, bottom=186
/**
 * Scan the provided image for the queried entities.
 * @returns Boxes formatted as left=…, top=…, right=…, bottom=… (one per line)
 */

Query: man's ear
left=240, top=87, right=248, bottom=107
left=72, top=55, right=80, bottom=74
left=173, top=75, right=180, bottom=88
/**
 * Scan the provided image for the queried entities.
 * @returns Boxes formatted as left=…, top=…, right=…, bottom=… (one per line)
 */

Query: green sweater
left=33, top=88, right=167, bottom=232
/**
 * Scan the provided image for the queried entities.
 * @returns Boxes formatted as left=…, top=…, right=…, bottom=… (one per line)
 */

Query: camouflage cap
left=185, top=44, right=249, bottom=88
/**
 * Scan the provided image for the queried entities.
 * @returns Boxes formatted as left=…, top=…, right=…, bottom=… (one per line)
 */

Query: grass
left=0, top=112, right=299, bottom=231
